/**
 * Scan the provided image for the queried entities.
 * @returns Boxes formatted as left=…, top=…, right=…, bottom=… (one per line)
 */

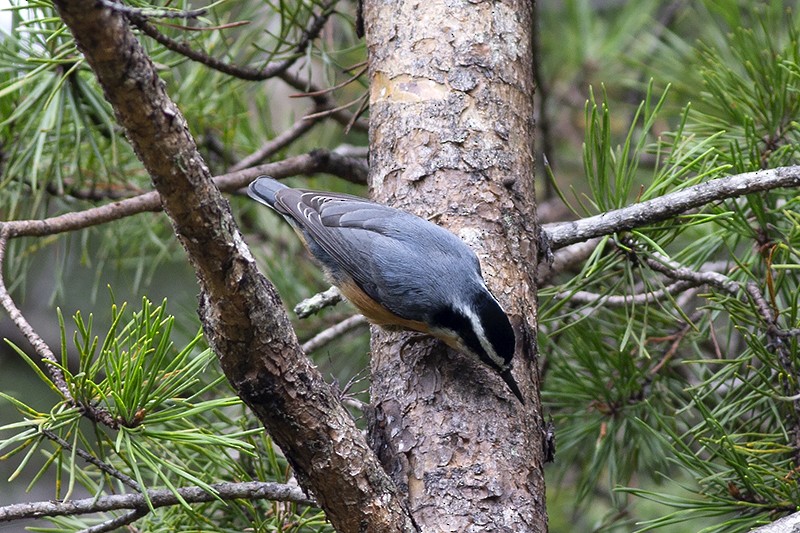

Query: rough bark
left=364, top=0, right=548, bottom=530
left=52, top=2, right=415, bottom=531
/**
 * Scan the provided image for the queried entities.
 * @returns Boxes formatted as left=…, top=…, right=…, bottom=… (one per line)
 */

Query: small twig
left=649, top=322, right=693, bottom=376
left=228, top=102, right=328, bottom=173
left=78, top=508, right=147, bottom=533
left=132, top=0, right=335, bottom=82
left=556, top=279, right=700, bottom=307
left=303, top=92, right=368, bottom=121
left=641, top=252, right=741, bottom=298
left=41, top=429, right=138, bottom=491
left=302, top=315, right=368, bottom=353
left=280, top=71, right=369, bottom=133
left=0, top=481, right=313, bottom=523
left=746, top=281, right=776, bottom=325
left=542, top=166, right=800, bottom=250
left=290, top=65, right=367, bottom=98
left=344, top=92, right=370, bottom=135
left=294, top=286, right=343, bottom=319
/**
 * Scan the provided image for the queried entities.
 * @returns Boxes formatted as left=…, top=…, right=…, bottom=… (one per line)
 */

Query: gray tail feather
left=247, top=176, right=288, bottom=208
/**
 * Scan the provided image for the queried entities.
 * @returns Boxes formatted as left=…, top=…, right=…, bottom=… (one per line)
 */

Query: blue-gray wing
left=272, top=188, right=482, bottom=321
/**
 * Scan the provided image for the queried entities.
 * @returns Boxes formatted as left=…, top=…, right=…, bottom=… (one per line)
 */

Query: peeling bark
left=364, top=0, right=548, bottom=530
left=52, top=2, right=415, bottom=531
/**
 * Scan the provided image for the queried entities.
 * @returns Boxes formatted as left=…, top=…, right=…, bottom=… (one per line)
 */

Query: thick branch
left=51, top=2, right=414, bottom=531
left=543, top=166, right=800, bottom=250
left=0, top=481, right=312, bottom=522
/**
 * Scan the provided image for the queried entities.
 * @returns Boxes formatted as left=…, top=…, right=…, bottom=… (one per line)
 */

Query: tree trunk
left=364, top=0, right=548, bottom=530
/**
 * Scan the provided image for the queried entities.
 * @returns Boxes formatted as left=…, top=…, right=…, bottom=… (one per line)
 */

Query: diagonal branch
left=50, top=2, right=415, bottom=531
left=227, top=105, right=329, bottom=173
left=39, top=429, right=138, bottom=491
left=0, top=231, right=121, bottom=428
left=0, top=228, right=70, bottom=398
left=80, top=508, right=148, bottom=533
left=542, top=166, right=800, bottom=250
left=302, top=315, right=367, bottom=353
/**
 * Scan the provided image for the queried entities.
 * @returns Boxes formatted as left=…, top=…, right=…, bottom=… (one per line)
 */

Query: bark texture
left=52, top=2, right=415, bottom=531
left=364, top=0, right=547, bottom=530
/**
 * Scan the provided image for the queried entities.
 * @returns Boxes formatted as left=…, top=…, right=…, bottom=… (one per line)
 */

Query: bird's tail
left=247, top=176, right=288, bottom=208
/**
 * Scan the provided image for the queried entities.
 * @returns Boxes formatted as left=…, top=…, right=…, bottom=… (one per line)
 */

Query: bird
left=247, top=176, right=523, bottom=404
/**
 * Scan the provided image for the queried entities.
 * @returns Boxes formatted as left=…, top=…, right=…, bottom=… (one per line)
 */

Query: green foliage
left=2, top=0, right=800, bottom=531
left=540, top=1, right=800, bottom=531
left=0, top=298, right=329, bottom=531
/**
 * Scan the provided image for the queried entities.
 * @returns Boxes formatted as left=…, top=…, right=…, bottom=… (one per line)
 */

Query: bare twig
left=542, top=166, right=800, bottom=250
left=0, top=481, right=313, bottom=523
left=228, top=104, right=329, bottom=173
left=41, top=429, right=138, bottom=491
left=303, top=92, right=368, bottom=121
left=649, top=322, right=693, bottom=376
left=132, top=14, right=370, bottom=132
left=293, top=286, right=343, bottom=318
left=131, top=0, right=335, bottom=81
left=302, top=315, right=368, bottom=353
left=641, top=252, right=741, bottom=298
left=556, top=279, right=700, bottom=307
left=78, top=508, right=147, bottom=533
left=290, top=65, right=368, bottom=99
left=279, top=71, right=369, bottom=133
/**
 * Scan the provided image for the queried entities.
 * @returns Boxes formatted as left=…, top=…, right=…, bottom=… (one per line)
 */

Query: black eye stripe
left=474, top=295, right=515, bottom=367
left=431, top=307, right=505, bottom=371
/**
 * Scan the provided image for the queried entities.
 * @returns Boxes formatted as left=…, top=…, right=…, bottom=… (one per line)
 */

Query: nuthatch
left=247, top=176, right=523, bottom=404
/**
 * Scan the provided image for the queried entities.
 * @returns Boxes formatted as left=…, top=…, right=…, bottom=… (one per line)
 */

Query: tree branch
left=0, top=228, right=70, bottom=398
left=227, top=104, right=329, bottom=173
left=50, top=2, right=415, bottom=531
left=556, top=279, right=700, bottom=307
left=130, top=0, right=335, bottom=82
left=40, top=429, right=139, bottom=491
left=129, top=1, right=369, bottom=132
left=302, top=314, right=367, bottom=353
left=0, top=481, right=313, bottom=523
left=542, top=166, right=800, bottom=250
left=2, top=150, right=366, bottom=239
left=293, top=286, right=343, bottom=318
left=79, top=508, right=147, bottom=533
